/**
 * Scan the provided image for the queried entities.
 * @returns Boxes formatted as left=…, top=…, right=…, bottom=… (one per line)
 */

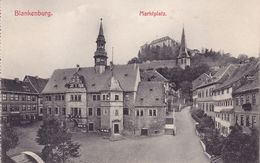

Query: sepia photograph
left=1, top=0, right=259, bottom=163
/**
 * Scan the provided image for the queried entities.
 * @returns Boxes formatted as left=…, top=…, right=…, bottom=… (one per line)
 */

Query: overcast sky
left=2, top=0, right=260, bottom=79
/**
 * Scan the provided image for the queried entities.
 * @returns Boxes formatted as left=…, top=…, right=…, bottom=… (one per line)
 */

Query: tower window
left=115, top=95, right=119, bottom=101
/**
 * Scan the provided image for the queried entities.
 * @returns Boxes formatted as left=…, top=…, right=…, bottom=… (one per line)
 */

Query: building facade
left=42, top=19, right=168, bottom=136
left=1, top=78, right=39, bottom=125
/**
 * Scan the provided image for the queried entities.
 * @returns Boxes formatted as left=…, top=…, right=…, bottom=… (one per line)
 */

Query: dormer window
left=124, top=74, right=128, bottom=77
left=156, top=98, right=159, bottom=101
left=150, top=88, right=153, bottom=91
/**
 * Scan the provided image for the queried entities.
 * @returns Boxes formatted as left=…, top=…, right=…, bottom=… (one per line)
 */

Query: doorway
left=114, top=124, right=119, bottom=134
left=89, top=122, right=94, bottom=131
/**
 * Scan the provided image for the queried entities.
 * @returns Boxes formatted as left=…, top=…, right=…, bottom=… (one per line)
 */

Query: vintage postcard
left=1, top=0, right=259, bottom=163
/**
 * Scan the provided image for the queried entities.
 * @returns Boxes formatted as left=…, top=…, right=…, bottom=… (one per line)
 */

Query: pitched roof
left=42, top=64, right=140, bottom=94
left=192, top=73, right=210, bottom=90
left=215, top=61, right=260, bottom=90
left=140, top=70, right=168, bottom=82
left=102, top=76, right=123, bottom=91
left=234, top=75, right=259, bottom=94
left=135, top=81, right=166, bottom=107
left=1, top=78, right=37, bottom=94
left=138, top=60, right=177, bottom=70
left=150, top=36, right=173, bottom=45
left=24, top=75, right=49, bottom=93
left=197, top=64, right=238, bottom=89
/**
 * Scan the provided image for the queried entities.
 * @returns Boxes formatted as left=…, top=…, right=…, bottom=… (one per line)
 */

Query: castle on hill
left=138, top=28, right=193, bottom=70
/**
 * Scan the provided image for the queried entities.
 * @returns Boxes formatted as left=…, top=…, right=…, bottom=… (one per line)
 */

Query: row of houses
left=192, top=59, right=259, bottom=136
left=0, top=76, right=48, bottom=125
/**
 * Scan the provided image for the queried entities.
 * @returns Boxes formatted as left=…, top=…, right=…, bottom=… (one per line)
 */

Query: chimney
left=14, top=78, right=19, bottom=82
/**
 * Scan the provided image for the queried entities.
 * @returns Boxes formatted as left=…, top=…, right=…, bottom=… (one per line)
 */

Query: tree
left=1, top=123, right=19, bottom=162
left=222, top=125, right=259, bottom=163
left=36, top=119, right=80, bottom=163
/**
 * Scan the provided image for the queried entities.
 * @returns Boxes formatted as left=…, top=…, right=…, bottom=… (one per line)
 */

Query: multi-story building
left=196, top=64, right=237, bottom=119
left=232, top=61, right=259, bottom=132
left=1, top=78, right=38, bottom=125
left=23, top=75, right=49, bottom=119
left=42, top=19, right=168, bottom=136
left=214, top=61, right=259, bottom=136
left=192, top=73, right=211, bottom=108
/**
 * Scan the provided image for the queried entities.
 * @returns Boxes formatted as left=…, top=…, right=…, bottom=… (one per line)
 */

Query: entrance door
left=89, top=123, right=94, bottom=131
left=114, top=124, right=119, bottom=134
left=141, top=128, right=148, bottom=136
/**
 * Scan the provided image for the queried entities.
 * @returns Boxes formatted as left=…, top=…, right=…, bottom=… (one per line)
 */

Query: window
left=46, top=96, right=51, bottom=101
left=115, top=109, right=119, bottom=116
left=79, top=108, right=81, bottom=116
left=123, top=108, right=129, bottom=115
left=103, top=95, right=106, bottom=100
left=71, top=95, right=81, bottom=101
left=10, top=94, right=14, bottom=100
left=27, top=96, right=31, bottom=101
left=227, top=88, right=230, bottom=94
left=27, top=105, right=31, bottom=111
left=240, top=115, right=244, bottom=126
left=136, top=110, right=140, bottom=116
left=93, top=95, right=97, bottom=101
left=62, top=108, right=66, bottom=115
left=149, top=109, right=153, bottom=116
left=140, top=110, right=143, bottom=116
left=2, top=105, right=7, bottom=111
left=22, top=105, right=26, bottom=111
left=15, top=95, right=19, bottom=101
left=252, top=116, right=256, bottom=127
left=32, top=105, right=36, bottom=110
left=32, top=96, right=36, bottom=101
left=40, top=108, right=43, bottom=114
left=115, top=95, right=119, bottom=101
left=153, top=109, right=157, bottom=116
left=252, top=94, right=256, bottom=105
left=240, top=96, right=244, bottom=105
left=221, top=90, right=224, bottom=94
left=246, top=95, right=250, bottom=104
left=55, top=108, right=59, bottom=114
left=89, top=108, right=93, bottom=116
left=97, top=95, right=100, bottom=101
left=22, top=96, right=26, bottom=101
left=246, top=115, right=250, bottom=127
left=97, top=108, right=101, bottom=116
left=62, top=95, right=65, bottom=101
left=2, top=94, right=7, bottom=101
left=48, top=108, right=52, bottom=114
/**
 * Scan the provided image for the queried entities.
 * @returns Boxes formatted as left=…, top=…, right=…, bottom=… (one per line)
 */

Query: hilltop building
left=138, top=28, right=192, bottom=70
left=42, top=19, right=172, bottom=136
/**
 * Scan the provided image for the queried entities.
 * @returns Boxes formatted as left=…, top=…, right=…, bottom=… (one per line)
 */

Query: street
left=8, top=107, right=209, bottom=163
left=71, top=106, right=209, bottom=163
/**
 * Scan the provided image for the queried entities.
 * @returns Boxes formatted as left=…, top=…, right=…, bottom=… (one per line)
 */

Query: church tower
left=177, top=27, right=191, bottom=69
left=94, top=18, right=108, bottom=74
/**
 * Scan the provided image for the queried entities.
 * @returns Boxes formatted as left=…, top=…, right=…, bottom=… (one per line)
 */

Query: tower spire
left=94, top=18, right=108, bottom=74
left=98, top=18, right=104, bottom=36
